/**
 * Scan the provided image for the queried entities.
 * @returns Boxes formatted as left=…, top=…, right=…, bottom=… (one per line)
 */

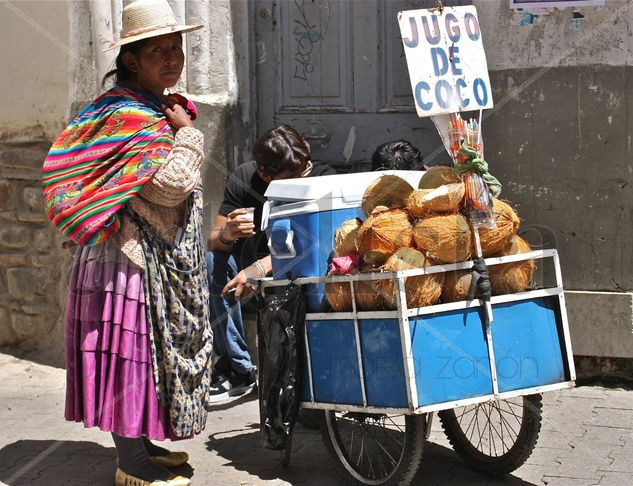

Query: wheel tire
left=321, top=410, right=426, bottom=486
left=439, top=394, right=543, bottom=475
left=296, top=408, right=324, bottom=430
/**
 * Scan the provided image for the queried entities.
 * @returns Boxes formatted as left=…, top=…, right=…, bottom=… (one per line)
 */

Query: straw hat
left=105, top=0, right=203, bottom=51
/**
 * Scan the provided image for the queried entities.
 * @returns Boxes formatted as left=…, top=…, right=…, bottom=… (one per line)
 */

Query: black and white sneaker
left=207, top=368, right=257, bottom=404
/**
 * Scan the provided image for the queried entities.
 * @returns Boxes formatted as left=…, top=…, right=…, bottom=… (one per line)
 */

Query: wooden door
left=253, top=0, right=470, bottom=171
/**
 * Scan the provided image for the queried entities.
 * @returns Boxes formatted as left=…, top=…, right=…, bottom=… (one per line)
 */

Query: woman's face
left=124, top=33, right=184, bottom=96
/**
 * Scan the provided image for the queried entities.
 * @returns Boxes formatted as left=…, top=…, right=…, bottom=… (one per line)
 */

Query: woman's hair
left=101, top=39, right=149, bottom=88
left=253, top=125, right=311, bottom=178
left=371, top=140, right=423, bottom=171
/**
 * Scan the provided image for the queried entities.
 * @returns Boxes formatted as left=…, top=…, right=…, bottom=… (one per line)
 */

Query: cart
left=257, top=248, right=575, bottom=485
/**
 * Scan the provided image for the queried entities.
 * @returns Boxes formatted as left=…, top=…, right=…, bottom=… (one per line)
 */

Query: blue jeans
left=206, top=251, right=254, bottom=376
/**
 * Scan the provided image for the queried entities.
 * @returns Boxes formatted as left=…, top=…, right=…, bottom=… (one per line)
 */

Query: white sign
left=398, top=6, right=494, bottom=117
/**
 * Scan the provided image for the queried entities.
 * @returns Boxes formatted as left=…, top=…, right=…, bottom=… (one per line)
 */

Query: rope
left=453, top=141, right=502, bottom=198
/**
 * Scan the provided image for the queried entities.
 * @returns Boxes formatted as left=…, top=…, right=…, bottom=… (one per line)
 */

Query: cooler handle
left=261, top=200, right=272, bottom=231
left=268, top=219, right=297, bottom=259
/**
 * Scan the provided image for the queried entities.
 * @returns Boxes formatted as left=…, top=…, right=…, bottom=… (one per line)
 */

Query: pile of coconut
left=325, top=168, right=536, bottom=312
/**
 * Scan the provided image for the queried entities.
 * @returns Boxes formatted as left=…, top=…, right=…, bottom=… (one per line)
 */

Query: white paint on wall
left=474, top=0, right=631, bottom=70
left=0, top=0, right=70, bottom=140
left=342, top=126, right=356, bottom=162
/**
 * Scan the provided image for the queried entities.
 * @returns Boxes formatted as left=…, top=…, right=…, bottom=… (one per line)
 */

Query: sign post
left=398, top=5, right=496, bottom=325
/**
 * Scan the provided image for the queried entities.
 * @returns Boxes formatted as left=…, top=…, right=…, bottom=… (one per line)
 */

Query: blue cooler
left=262, top=171, right=424, bottom=311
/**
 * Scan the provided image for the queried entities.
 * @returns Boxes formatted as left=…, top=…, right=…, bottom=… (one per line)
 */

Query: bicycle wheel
left=321, top=410, right=426, bottom=486
left=439, top=394, right=542, bottom=475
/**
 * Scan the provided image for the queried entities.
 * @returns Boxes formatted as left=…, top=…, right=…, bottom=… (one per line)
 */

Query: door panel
left=255, top=0, right=470, bottom=171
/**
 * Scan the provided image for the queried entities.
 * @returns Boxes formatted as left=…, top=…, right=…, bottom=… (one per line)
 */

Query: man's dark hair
left=371, top=140, right=423, bottom=171
left=253, top=124, right=311, bottom=177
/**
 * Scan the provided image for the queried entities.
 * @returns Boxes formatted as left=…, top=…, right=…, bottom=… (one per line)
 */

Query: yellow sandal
left=114, top=468, right=191, bottom=486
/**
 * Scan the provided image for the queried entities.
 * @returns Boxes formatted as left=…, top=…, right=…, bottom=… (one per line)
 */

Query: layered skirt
left=64, top=240, right=176, bottom=440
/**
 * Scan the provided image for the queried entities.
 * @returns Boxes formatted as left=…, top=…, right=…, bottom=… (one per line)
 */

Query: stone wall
left=0, top=140, right=68, bottom=361
left=0, top=1, right=71, bottom=363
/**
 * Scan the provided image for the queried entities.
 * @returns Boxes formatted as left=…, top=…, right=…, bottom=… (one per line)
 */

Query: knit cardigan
left=114, top=126, right=205, bottom=268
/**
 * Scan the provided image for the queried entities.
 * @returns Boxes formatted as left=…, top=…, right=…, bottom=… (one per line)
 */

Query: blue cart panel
left=303, top=294, right=570, bottom=410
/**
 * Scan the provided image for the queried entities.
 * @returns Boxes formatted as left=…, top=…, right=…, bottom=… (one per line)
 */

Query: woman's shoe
left=149, top=451, right=189, bottom=468
left=114, top=468, right=191, bottom=486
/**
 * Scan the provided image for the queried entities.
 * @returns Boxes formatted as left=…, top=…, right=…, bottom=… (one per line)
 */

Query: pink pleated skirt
left=64, top=240, right=179, bottom=440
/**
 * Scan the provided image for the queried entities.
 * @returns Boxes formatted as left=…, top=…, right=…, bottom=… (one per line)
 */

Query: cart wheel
left=321, top=410, right=426, bottom=486
left=439, top=394, right=542, bottom=475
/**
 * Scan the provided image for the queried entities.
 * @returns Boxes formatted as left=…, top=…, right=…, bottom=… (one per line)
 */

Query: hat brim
left=103, top=24, right=204, bottom=52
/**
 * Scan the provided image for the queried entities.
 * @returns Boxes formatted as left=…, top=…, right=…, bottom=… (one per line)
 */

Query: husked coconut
left=407, top=182, right=465, bottom=217
left=379, top=247, right=443, bottom=309
left=418, top=166, right=461, bottom=189
left=333, top=219, right=361, bottom=257
left=442, top=270, right=473, bottom=303
left=413, top=214, right=471, bottom=263
left=489, top=235, right=536, bottom=295
left=355, top=264, right=387, bottom=311
left=478, top=199, right=520, bottom=256
left=362, top=175, right=414, bottom=216
left=325, top=273, right=354, bottom=312
left=356, top=209, right=413, bottom=264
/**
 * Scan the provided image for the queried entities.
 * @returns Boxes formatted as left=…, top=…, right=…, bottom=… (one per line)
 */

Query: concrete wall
left=0, top=0, right=72, bottom=361
left=0, top=1, right=70, bottom=140
left=472, top=0, right=633, bottom=363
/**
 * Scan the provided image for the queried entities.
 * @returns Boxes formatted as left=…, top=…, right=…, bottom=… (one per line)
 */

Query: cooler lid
left=264, top=170, right=425, bottom=203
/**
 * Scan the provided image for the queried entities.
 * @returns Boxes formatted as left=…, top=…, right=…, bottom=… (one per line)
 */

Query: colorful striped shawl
left=42, top=84, right=175, bottom=246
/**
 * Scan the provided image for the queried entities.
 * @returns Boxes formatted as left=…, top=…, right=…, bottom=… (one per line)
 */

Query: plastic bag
left=257, top=283, right=306, bottom=450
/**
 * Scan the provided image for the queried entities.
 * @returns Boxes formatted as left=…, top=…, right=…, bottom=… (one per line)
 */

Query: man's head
left=254, top=125, right=312, bottom=182
left=371, top=140, right=423, bottom=171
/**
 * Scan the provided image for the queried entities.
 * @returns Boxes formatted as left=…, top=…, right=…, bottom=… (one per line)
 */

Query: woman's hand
left=161, top=101, right=194, bottom=130
left=223, top=208, right=256, bottom=240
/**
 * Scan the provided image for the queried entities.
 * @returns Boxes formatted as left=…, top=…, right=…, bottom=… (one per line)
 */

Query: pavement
left=0, top=352, right=632, bottom=486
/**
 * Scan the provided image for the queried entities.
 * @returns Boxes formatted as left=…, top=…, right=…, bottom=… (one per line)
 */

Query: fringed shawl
left=42, top=83, right=174, bottom=246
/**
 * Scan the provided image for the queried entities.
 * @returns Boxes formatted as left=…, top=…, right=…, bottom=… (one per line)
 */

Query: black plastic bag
left=257, top=283, right=306, bottom=450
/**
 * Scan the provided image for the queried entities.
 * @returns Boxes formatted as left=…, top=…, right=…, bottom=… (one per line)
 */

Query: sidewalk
left=0, top=352, right=631, bottom=486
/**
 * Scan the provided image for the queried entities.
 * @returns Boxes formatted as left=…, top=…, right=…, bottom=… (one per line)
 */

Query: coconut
left=407, top=182, right=465, bottom=217
left=413, top=214, right=471, bottom=263
left=442, top=270, right=473, bottom=303
left=325, top=274, right=354, bottom=312
left=489, top=235, right=536, bottom=295
left=362, top=175, right=414, bottom=216
left=356, top=209, right=413, bottom=263
left=418, top=166, right=461, bottom=189
left=355, top=264, right=387, bottom=311
left=333, top=219, right=361, bottom=257
left=478, top=199, right=520, bottom=256
left=378, top=247, right=443, bottom=309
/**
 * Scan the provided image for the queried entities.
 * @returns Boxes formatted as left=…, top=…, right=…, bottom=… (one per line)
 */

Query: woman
left=42, top=1, right=210, bottom=485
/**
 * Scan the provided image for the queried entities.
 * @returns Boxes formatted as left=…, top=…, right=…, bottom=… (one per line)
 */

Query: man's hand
left=223, top=208, right=256, bottom=240
left=221, top=259, right=266, bottom=300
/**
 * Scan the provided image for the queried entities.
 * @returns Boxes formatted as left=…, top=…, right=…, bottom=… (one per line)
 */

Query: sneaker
left=207, top=368, right=257, bottom=404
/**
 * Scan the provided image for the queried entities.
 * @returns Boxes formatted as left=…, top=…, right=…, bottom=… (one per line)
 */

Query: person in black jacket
left=206, top=125, right=336, bottom=403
